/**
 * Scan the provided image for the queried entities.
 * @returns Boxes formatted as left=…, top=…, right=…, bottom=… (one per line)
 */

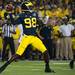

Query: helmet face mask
left=21, top=1, right=33, bottom=12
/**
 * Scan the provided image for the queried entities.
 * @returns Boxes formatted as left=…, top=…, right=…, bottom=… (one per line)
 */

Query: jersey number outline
left=24, top=18, right=36, bottom=28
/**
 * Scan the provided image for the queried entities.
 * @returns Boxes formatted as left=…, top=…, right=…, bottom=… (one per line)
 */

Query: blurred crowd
left=0, top=0, right=75, bottom=61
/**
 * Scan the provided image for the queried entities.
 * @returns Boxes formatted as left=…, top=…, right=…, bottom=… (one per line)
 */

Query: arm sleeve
left=37, top=18, right=45, bottom=29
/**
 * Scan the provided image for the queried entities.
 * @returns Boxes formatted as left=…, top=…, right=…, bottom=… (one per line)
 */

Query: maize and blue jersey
left=16, top=11, right=47, bottom=55
left=16, top=11, right=39, bottom=35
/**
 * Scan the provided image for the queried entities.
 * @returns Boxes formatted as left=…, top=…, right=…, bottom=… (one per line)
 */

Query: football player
left=0, top=1, right=54, bottom=73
